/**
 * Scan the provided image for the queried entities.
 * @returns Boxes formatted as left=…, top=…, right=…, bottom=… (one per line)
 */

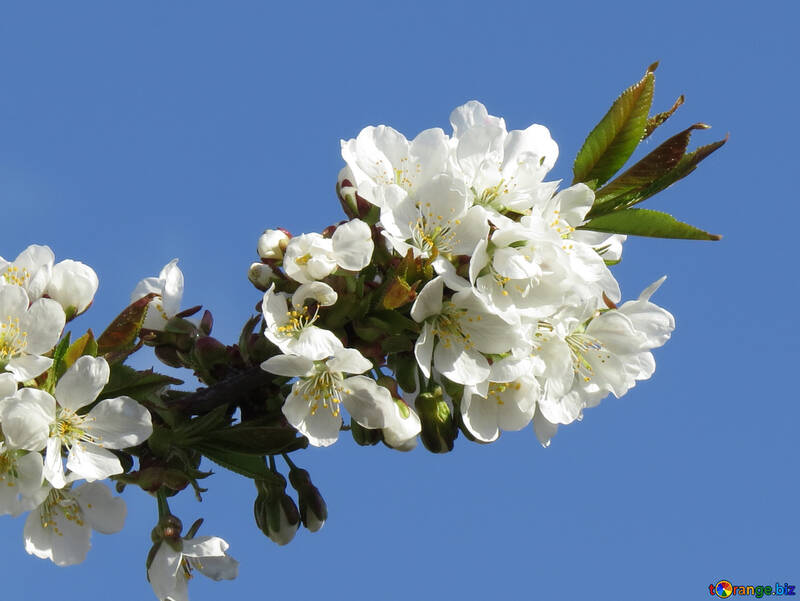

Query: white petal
left=261, top=354, right=314, bottom=378
left=54, top=355, right=110, bottom=411
left=44, top=437, right=66, bottom=489
left=85, top=396, right=153, bottom=449
left=6, top=354, right=52, bottom=382
left=434, top=342, right=490, bottom=386
left=21, top=297, right=65, bottom=354
left=24, top=500, right=91, bottom=566
left=0, top=389, right=54, bottom=451
left=341, top=376, right=393, bottom=429
left=0, top=280, right=30, bottom=316
left=148, top=544, right=186, bottom=601
left=158, top=259, right=184, bottom=318
left=192, top=554, right=239, bottom=581
left=46, top=260, right=99, bottom=315
left=291, top=326, right=343, bottom=361
left=291, top=281, right=337, bottom=309
left=532, top=408, right=559, bottom=447
left=414, top=322, right=434, bottom=379
left=410, top=277, right=444, bottom=322
left=0, top=372, right=17, bottom=398
left=67, top=443, right=123, bottom=481
left=282, top=389, right=341, bottom=447
left=461, top=392, right=500, bottom=442
left=327, top=347, right=371, bottom=375
left=74, top=481, right=126, bottom=533
left=332, top=219, right=373, bottom=271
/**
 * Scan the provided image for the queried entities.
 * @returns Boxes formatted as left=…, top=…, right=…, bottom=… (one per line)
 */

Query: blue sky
left=0, top=1, right=796, bottom=599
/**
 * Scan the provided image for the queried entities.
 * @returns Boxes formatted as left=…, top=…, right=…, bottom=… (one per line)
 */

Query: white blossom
left=45, top=259, right=99, bottom=318
left=0, top=285, right=65, bottom=381
left=131, top=259, right=185, bottom=331
left=257, top=229, right=289, bottom=260
left=0, top=356, right=153, bottom=488
left=262, top=283, right=342, bottom=361
left=262, top=347, right=394, bottom=447
left=148, top=535, right=238, bottom=601
left=24, top=481, right=126, bottom=566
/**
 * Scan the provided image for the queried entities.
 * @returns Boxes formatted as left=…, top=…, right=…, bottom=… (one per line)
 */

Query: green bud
left=415, top=387, right=457, bottom=453
left=350, top=419, right=382, bottom=446
left=253, top=476, right=300, bottom=546
left=288, top=468, right=327, bottom=533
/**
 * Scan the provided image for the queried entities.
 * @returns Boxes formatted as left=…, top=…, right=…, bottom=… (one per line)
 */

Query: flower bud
left=254, top=477, right=300, bottom=546
left=415, top=386, right=457, bottom=453
left=350, top=419, right=382, bottom=446
left=45, top=259, right=99, bottom=320
left=257, top=229, right=289, bottom=260
left=288, top=468, right=327, bottom=533
left=248, top=262, right=275, bottom=291
left=382, top=398, right=421, bottom=452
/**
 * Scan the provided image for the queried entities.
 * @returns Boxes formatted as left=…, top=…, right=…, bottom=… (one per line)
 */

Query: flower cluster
left=2, top=70, right=722, bottom=600
left=0, top=247, right=236, bottom=601
left=254, top=101, right=675, bottom=449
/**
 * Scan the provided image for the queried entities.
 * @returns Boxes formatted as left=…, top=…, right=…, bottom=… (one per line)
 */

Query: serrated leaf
left=99, top=363, right=182, bottom=402
left=580, top=208, right=721, bottom=240
left=588, top=123, right=710, bottom=217
left=97, top=293, right=157, bottom=362
left=573, top=63, right=657, bottom=187
left=195, top=446, right=282, bottom=482
left=197, top=424, right=304, bottom=456
left=643, top=94, right=684, bottom=139
left=631, top=135, right=728, bottom=203
left=63, top=330, right=98, bottom=369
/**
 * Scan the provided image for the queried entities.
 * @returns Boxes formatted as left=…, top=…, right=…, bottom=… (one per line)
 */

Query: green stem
left=156, top=488, right=171, bottom=520
left=282, top=453, right=298, bottom=471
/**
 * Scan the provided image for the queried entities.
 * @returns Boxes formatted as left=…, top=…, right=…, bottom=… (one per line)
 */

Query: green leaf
left=196, top=447, right=281, bottom=482
left=63, top=330, right=98, bottom=368
left=99, top=363, right=182, bottom=402
left=588, top=123, right=710, bottom=217
left=573, top=63, right=657, bottom=187
left=630, top=134, right=728, bottom=203
left=196, top=424, right=305, bottom=456
left=643, top=94, right=684, bottom=139
left=44, top=333, right=71, bottom=392
left=579, top=208, right=721, bottom=240
left=97, top=293, right=157, bottom=363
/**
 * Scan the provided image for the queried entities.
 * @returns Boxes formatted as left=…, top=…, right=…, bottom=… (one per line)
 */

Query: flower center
left=565, top=332, right=610, bottom=382
left=277, top=305, right=319, bottom=339
left=431, top=302, right=474, bottom=350
left=51, top=408, right=97, bottom=449
left=298, top=365, right=347, bottom=418
left=0, top=316, right=28, bottom=366
left=0, top=446, right=19, bottom=480
left=39, top=487, right=85, bottom=533
left=472, top=179, right=512, bottom=211
left=2, top=266, right=31, bottom=287
left=487, top=380, right=523, bottom=405
left=409, top=202, right=460, bottom=256
left=372, top=157, right=420, bottom=192
left=549, top=209, right=576, bottom=239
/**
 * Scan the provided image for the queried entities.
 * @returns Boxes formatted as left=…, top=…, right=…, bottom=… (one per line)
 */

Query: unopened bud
left=288, top=468, right=327, bottom=533
left=254, top=477, right=300, bottom=546
left=248, top=262, right=276, bottom=291
left=415, top=387, right=457, bottom=453
left=351, top=419, right=382, bottom=446
left=258, top=229, right=289, bottom=260
left=383, top=398, right=421, bottom=452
